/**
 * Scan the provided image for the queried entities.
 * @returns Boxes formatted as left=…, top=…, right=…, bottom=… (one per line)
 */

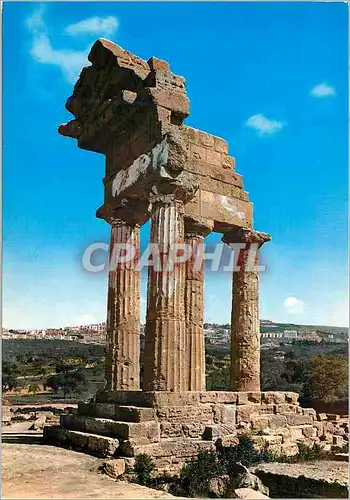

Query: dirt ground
left=2, top=422, right=174, bottom=499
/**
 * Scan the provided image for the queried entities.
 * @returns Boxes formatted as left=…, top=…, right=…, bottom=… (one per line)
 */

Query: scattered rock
left=207, top=475, right=230, bottom=497
left=226, top=462, right=269, bottom=497
left=101, top=459, right=126, bottom=479
left=29, top=415, right=47, bottom=430
left=233, top=487, right=270, bottom=498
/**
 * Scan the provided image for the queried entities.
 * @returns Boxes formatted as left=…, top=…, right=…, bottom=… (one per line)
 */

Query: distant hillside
left=204, top=321, right=348, bottom=337
left=259, top=320, right=348, bottom=336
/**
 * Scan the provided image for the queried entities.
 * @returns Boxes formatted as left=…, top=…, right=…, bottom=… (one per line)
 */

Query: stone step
left=43, top=425, right=119, bottom=457
left=60, top=413, right=160, bottom=444
left=119, top=437, right=216, bottom=458
left=78, top=402, right=156, bottom=422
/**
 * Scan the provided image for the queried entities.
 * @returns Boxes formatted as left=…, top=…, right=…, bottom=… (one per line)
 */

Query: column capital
left=96, top=199, right=148, bottom=227
left=184, top=216, right=214, bottom=239
left=222, top=227, right=271, bottom=247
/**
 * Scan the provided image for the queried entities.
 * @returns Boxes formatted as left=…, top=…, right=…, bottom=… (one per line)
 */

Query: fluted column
left=105, top=219, right=140, bottom=391
left=222, top=228, right=271, bottom=392
left=185, top=218, right=213, bottom=391
left=144, top=200, right=186, bottom=391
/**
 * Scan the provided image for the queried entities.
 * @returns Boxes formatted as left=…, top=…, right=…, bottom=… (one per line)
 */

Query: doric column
left=184, top=217, right=213, bottom=391
left=222, top=228, right=271, bottom=392
left=105, top=218, right=141, bottom=391
left=144, top=200, right=187, bottom=391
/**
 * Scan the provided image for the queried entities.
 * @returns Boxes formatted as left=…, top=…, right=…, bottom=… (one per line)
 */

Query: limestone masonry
left=44, top=39, right=347, bottom=470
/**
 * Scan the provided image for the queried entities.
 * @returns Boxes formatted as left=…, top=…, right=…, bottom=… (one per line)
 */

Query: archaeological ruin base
left=44, top=39, right=347, bottom=471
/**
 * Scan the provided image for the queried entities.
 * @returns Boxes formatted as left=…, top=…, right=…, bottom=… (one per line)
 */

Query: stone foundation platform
left=43, top=391, right=348, bottom=473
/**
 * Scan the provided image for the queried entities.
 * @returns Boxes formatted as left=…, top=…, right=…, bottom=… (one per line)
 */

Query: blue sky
left=3, top=2, right=348, bottom=329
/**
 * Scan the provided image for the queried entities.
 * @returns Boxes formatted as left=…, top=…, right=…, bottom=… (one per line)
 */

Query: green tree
left=308, top=355, right=348, bottom=402
left=45, top=369, right=87, bottom=397
left=2, top=362, right=20, bottom=392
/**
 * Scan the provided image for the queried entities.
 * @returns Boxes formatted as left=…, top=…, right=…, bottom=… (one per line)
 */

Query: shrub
left=294, top=442, right=325, bottom=462
left=179, top=450, right=226, bottom=497
left=221, top=434, right=265, bottom=468
left=28, top=383, right=40, bottom=394
left=133, top=453, right=155, bottom=486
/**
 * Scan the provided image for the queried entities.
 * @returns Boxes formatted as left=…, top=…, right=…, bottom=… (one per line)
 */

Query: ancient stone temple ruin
left=44, top=39, right=346, bottom=471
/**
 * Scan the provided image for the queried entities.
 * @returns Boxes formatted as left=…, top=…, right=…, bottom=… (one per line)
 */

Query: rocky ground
left=2, top=422, right=174, bottom=499
left=253, top=461, right=348, bottom=486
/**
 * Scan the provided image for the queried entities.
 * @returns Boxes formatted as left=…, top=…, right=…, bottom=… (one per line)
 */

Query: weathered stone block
left=203, top=424, right=237, bottom=441
left=212, top=405, right=222, bottom=423
left=82, top=417, right=160, bottom=443
left=275, top=404, right=298, bottom=414
left=284, top=392, right=299, bottom=404
left=221, top=405, right=236, bottom=424
left=327, top=413, right=340, bottom=421
left=312, top=421, right=325, bottom=437
left=268, top=415, right=287, bottom=429
left=44, top=426, right=119, bottom=457
left=199, top=392, right=219, bottom=403
left=182, top=423, right=206, bottom=439
left=217, top=392, right=238, bottom=404
left=251, top=416, right=269, bottom=430
left=191, top=143, right=206, bottom=161
left=252, top=435, right=282, bottom=449
left=222, top=155, right=235, bottom=170
left=87, top=434, right=119, bottom=456
left=302, top=408, right=317, bottom=420
left=263, top=435, right=283, bottom=445
left=281, top=443, right=299, bottom=456
left=237, top=393, right=249, bottom=405
left=302, top=426, right=317, bottom=438
left=214, top=136, right=228, bottom=154
left=262, top=392, right=286, bottom=405
left=257, top=404, right=275, bottom=415
left=317, top=413, right=328, bottom=421
left=114, top=406, right=156, bottom=422
left=102, top=459, right=126, bottom=478
left=289, top=427, right=303, bottom=440
left=236, top=405, right=254, bottom=423
left=160, top=422, right=182, bottom=438
left=197, top=131, right=215, bottom=148
left=233, top=488, right=269, bottom=499
left=120, top=439, right=216, bottom=458
left=285, top=414, right=313, bottom=426
left=158, top=404, right=213, bottom=424
left=206, top=149, right=222, bottom=167
left=248, top=392, right=262, bottom=404
left=262, top=427, right=290, bottom=439
left=216, top=434, right=239, bottom=448
left=60, top=413, right=86, bottom=431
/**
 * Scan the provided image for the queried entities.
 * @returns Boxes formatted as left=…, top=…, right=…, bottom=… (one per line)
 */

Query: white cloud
left=26, top=8, right=88, bottom=84
left=65, top=16, right=118, bottom=37
left=310, top=83, right=336, bottom=98
left=246, top=114, right=285, bottom=136
left=26, top=9, right=118, bottom=84
left=284, top=296, right=305, bottom=315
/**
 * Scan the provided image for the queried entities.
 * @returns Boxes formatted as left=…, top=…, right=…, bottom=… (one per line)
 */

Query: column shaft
left=144, top=200, right=186, bottom=391
left=231, top=246, right=260, bottom=392
left=185, top=234, right=206, bottom=391
left=105, top=221, right=140, bottom=391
